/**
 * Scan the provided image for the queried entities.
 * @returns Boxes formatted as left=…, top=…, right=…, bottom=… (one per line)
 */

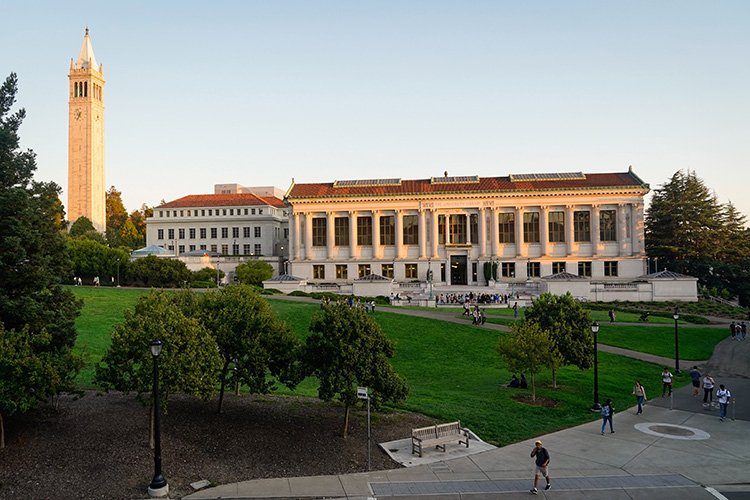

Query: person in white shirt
left=716, top=384, right=731, bottom=421
left=661, top=368, right=673, bottom=397
left=702, top=374, right=716, bottom=407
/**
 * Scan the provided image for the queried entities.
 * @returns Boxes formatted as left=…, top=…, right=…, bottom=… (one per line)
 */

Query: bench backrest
left=436, top=421, right=462, bottom=438
left=412, top=426, right=438, bottom=440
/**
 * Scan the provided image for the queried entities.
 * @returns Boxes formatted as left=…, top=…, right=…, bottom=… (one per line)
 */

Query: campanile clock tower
left=68, top=28, right=106, bottom=232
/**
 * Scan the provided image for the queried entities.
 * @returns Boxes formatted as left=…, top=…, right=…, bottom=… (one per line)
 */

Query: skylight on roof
left=431, top=175, right=480, bottom=184
left=333, top=178, right=401, bottom=188
left=510, top=172, right=586, bottom=182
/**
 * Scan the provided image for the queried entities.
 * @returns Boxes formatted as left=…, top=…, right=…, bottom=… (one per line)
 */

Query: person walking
left=633, top=381, right=647, bottom=414
left=529, top=440, right=551, bottom=494
left=716, top=384, right=732, bottom=421
left=513, top=302, right=519, bottom=318
left=609, top=308, right=616, bottom=323
left=601, top=398, right=615, bottom=434
left=661, top=368, right=673, bottom=397
left=702, top=373, right=716, bottom=407
left=741, top=322, right=747, bottom=340
left=730, top=321, right=737, bottom=340
left=689, top=366, right=702, bottom=397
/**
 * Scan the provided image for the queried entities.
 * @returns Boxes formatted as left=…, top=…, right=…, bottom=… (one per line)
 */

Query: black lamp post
left=148, top=339, right=168, bottom=497
left=116, top=258, right=120, bottom=287
left=673, top=307, right=681, bottom=374
left=591, top=321, right=601, bottom=411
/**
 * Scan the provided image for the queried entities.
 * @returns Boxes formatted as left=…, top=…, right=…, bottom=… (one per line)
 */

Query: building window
left=222, top=209, right=227, bottom=216
left=180, top=210, right=184, bottom=217
left=380, top=216, right=395, bottom=245
left=284, top=228, right=289, bottom=239
left=251, top=209, right=256, bottom=215
left=358, top=264, right=371, bottom=278
left=244, top=209, right=248, bottom=215
left=178, top=228, right=185, bottom=239
left=552, top=262, right=566, bottom=274
left=201, top=210, right=205, bottom=216
left=243, top=244, right=251, bottom=254
left=470, top=214, right=478, bottom=244
left=254, top=244, right=262, bottom=255
left=178, top=245, right=185, bottom=254
left=211, top=244, right=217, bottom=252
left=438, top=215, right=446, bottom=244
left=502, top=262, right=515, bottom=278
left=334, top=217, right=349, bottom=246
left=440, top=263, right=446, bottom=282
left=449, top=214, right=467, bottom=244
left=159, top=211, right=163, bottom=218
left=229, top=209, right=234, bottom=216
left=313, top=265, right=325, bottom=279
left=221, top=244, right=228, bottom=254
left=200, top=245, right=206, bottom=250
left=574, top=211, right=590, bottom=242
left=405, top=263, right=418, bottom=279
left=381, top=264, right=393, bottom=278
left=157, top=229, right=164, bottom=240
left=600, top=210, right=617, bottom=241
left=221, top=227, right=228, bottom=238
left=357, top=217, right=372, bottom=245
left=336, top=265, right=348, bottom=279
left=403, top=215, right=419, bottom=245
left=254, top=227, right=261, bottom=238
left=210, top=228, right=217, bottom=238
left=527, top=261, right=540, bottom=278
left=168, top=229, right=175, bottom=239
left=259, top=209, right=263, bottom=215
left=208, top=209, right=212, bottom=216
left=472, top=262, right=477, bottom=281
left=199, top=228, right=206, bottom=239
left=498, top=213, right=515, bottom=243
left=578, top=261, right=592, bottom=277
left=232, top=227, right=239, bottom=238
left=189, top=228, right=196, bottom=239
left=243, top=227, right=250, bottom=238
left=312, top=218, right=326, bottom=246
left=548, top=212, right=565, bottom=243
left=523, top=213, right=540, bottom=243
left=232, top=244, right=239, bottom=255
left=604, top=261, right=618, bottom=277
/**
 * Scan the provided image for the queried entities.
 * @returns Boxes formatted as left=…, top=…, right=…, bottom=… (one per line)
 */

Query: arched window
left=74, top=82, right=79, bottom=97
left=84, top=82, right=88, bottom=97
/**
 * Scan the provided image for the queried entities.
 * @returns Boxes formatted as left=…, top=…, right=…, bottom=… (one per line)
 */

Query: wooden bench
left=411, top=421, right=469, bottom=457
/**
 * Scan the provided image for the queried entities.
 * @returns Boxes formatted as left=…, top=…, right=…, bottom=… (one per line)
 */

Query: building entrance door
left=450, top=256, right=468, bottom=285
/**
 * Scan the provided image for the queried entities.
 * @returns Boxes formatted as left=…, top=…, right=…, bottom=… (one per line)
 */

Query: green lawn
left=596, top=324, right=725, bottom=361
left=70, top=287, right=698, bottom=446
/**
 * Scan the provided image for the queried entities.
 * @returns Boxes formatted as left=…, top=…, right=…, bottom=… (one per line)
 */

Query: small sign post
left=357, top=386, right=371, bottom=471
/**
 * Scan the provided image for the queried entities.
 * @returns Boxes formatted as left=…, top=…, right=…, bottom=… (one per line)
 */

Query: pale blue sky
left=3, top=1, right=749, bottom=221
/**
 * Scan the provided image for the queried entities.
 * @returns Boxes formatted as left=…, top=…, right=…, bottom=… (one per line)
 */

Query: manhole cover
left=649, top=425, right=695, bottom=436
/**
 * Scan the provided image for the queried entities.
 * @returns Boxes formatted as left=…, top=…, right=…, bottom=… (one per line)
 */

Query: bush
left=191, top=280, right=217, bottom=289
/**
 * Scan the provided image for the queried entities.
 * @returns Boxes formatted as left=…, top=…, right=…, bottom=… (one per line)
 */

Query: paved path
left=184, top=298, right=750, bottom=500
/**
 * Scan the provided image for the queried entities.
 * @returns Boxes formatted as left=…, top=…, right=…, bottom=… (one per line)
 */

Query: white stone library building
left=274, top=169, right=696, bottom=302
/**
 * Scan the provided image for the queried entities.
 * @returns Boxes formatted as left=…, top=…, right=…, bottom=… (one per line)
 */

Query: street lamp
left=673, top=307, right=681, bottom=374
left=116, top=257, right=121, bottom=287
left=148, top=340, right=168, bottom=497
left=591, top=321, right=601, bottom=411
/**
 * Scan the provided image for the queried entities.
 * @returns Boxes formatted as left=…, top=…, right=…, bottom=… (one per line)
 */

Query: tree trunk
left=342, top=404, right=350, bottom=438
left=531, top=374, right=536, bottom=402
left=1, top=411, right=4, bottom=449
left=217, top=359, right=230, bottom=414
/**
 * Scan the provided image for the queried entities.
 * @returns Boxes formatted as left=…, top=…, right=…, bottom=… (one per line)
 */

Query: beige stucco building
left=68, top=29, right=106, bottom=232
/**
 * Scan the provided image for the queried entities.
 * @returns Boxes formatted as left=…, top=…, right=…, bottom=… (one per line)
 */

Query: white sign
left=357, top=387, right=369, bottom=400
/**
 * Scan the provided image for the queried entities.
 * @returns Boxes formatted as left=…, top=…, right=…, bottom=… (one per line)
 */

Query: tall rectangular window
left=578, top=261, right=592, bottom=277
left=574, top=211, right=590, bottom=242
left=221, top=227, right=228, bottom=238
left=358, top=264, right=371, bottom=278
left=404, top=263, right=418, bottom=279
left=600, top=210, right=617, bottom=241
left=210, top=244, right=217, bottom=252
left=189, top=228, right=196, bottom=239
left=381, top=264, right=393, bottom=278
left=523, top=212, right=540, bottom=243
left=334, top=217, right=349, bottom=246
left=312, top=218, right=326, bottom=246
left=502, top=262, right=515, bottom=278
left=232, top=227, right=239, bottom=238
left=178, top=228, right=185, bottom=239
left=552, top=262, right=566, bottom=274
left=449, top=214, right=467, bottom=244
left=178, top=245, right=185, bottom=254
left=200, top=245, right=206, bottom=251
left=313, top=265, right=325, bottom=279
left=254, top=244, right=261, bottom=254
left=527, top=261, right=541, bottom=277
left=403, top=215, right=419, bottom=245
left=470, top=214, right=478, bottom=244
left=335, top=265, right=348, bottom=279
left=210, top=228, right=217, bottom=238
left=168, top=229, right=175, bottom=239
left=221, top=244, right=228, bottom=254
left=380, top=216, right=395, bottom=245
left=243, top=244, right=251, bottom=254
left=472, top=262, right=477, bottom=281
left=438, top=215, right=446, bottom=244
left=604, top=261, right=618, bottom=277
left=157, top=229, right=164, bottom=240
left=548, top=212, right=565, bottom=243
left=357, top=217, right=372, bottom=245
left=232, top=243, right=239, bottom=255
left=243, top=227, right=250, bottom=238
left=254, top=227, right=261, bottom=238
left=200, top=228, right=206, bottom=239
left=498, top=213, right=515, bottom=243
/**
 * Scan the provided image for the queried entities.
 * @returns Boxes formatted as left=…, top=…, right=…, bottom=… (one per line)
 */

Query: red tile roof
left=157, top=193, right=287, bottom=209
left=287, top=171, right=649, bottom=199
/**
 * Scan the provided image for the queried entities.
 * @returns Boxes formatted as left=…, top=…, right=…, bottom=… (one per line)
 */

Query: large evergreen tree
left=0, top=73, right=83, bottom=444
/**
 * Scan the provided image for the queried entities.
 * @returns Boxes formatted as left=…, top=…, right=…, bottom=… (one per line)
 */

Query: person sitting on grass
left=508, top=375, right=521, bottom=388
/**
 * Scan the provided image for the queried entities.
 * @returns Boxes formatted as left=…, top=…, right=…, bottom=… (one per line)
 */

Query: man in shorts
left=530, top=440, right=551, bottom=494
left=689, top=366, right=702, bottom=397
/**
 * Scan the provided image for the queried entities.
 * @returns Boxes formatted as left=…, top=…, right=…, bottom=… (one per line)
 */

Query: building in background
left=68, top=29, right=106, bottom=232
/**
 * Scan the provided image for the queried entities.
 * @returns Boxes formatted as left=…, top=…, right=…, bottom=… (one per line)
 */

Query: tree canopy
left=128, top=255, right=192, bottom=287
left=496, top=321, right=559, bottom=401
left=235, top=260, right=274, bottom=286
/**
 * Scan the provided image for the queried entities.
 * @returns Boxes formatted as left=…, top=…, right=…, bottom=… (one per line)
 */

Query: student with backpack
left=601, top=399, right=615, bottom=434
left=717, top=384, right=732, bottom=421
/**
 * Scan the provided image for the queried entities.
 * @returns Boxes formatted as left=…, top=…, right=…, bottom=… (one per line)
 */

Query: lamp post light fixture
left=148, top=339, right=168, bottom=497
left=673, top=307, right=681, bottom=374
left=590, top=321, right=601, bottom=411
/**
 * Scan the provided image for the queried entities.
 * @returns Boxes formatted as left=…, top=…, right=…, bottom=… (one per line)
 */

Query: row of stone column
left=291, top=204, right=642, bottom=261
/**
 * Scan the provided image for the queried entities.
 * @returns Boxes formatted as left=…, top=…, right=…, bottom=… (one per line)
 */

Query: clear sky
left=3, top=1, right=749, bottom=221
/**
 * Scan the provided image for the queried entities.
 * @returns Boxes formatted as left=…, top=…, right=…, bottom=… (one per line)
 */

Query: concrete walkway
left=184, top=298, right=750, bottom=500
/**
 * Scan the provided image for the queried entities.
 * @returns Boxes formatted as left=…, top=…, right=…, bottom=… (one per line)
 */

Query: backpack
left=601, top=404, right=611, bottom=417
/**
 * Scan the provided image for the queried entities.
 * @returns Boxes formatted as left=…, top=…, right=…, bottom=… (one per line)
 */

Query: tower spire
left=76, top=28, right=98, bottom=70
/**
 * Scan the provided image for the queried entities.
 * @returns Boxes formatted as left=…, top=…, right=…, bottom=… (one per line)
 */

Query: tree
left=496, top=321, right=559, bottom=402
left=94, top=290, right=222, bottom=444
left=118, top=219, right=140, bottom=250
left=192, top=266, right=225, bottom=284
left=128, top=255, right=191, bottom=287
left=0, top=73, right=84, bottom=435
left=127, top=204, right=151, bottom=248
left=301, top=304, right=408, bottom=437
left=68, top=216, right=106, bottom=243
left=523, top=292, right=593, bottom=387
left=198, top=285, right=300, bottom=413
left=235, top=260, right=274, bottom=286
left=68, top=239, right=129, bottom=282
left=105, top=185, right=128, bottom=246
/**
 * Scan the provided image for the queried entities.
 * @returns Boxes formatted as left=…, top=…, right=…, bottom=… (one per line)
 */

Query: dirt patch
left=0, top=391, right=437, bottom=500
left=510, top=394, right=559, bottom=408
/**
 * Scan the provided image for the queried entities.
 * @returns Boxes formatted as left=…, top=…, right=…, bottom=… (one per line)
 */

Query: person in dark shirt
left=530, top=440, right=551, bottom=494
left=508, top=375, right=520, bottom=388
